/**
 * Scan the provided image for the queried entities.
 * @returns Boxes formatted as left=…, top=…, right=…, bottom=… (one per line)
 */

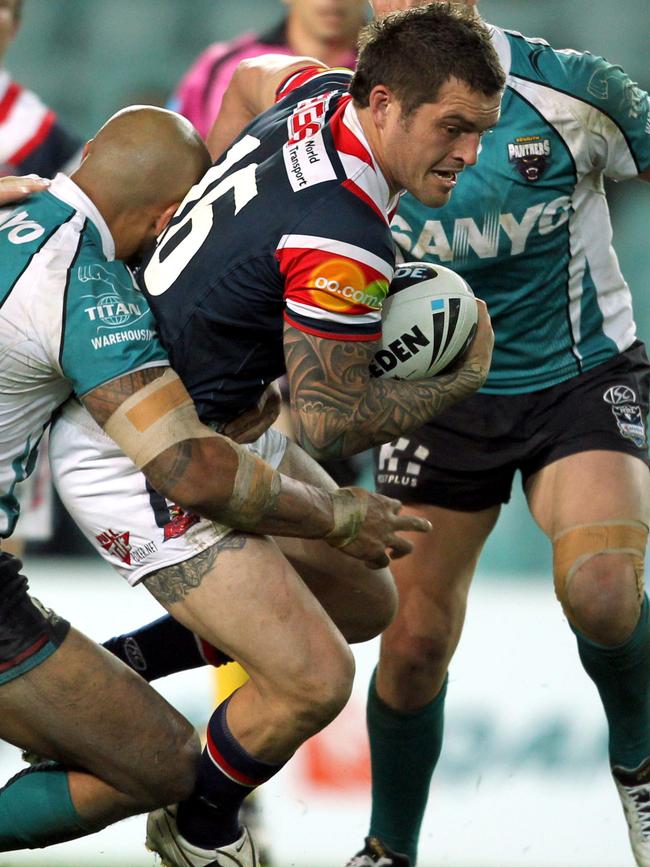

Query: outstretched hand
left=327, top=487, right=431, bottom=569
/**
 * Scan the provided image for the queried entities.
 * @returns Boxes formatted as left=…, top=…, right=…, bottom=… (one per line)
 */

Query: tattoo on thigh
left=143, top=533, right=248, bottom=605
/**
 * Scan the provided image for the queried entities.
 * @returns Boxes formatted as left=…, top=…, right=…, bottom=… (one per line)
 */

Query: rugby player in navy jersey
left=343, top=2, right=650, bottom=866
left=0, top=110, right=428, bottom=859
left=47, top=6, right=503, bottom=865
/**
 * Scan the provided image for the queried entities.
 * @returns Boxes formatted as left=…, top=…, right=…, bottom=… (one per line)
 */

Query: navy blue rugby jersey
left=142, top=66, right=399, bottom=426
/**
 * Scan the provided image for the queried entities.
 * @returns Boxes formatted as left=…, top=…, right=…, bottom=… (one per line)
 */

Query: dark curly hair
left=350, top=3, right=505, bottom=117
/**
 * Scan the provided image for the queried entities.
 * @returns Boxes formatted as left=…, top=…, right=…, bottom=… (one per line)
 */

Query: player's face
left=287, top=0, right=366, bottom=44
left=381, top=78, right=501, bottom=207
left=0, top=0, right=20, bottom=60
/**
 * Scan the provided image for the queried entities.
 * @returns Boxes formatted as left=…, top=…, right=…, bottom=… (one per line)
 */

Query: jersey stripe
left=512, top=76, right=641, bottom=176
left=0, top=81, right=20, bottom=123
left=206, top=727, right=258, bottom=787
left=0, top=208, right=76, bottom=310
left=57, top=219, right=88, bottom=369
left=277, top=65, right=329, bottom=101
left=286, top=298, right=381, bottom=327
left=277, top=234, right=393, bottom=278
left=9, top=110, right=56, bottom=166
left=0, top=87, right=51, bottom=165
left=284, top=309, right=380, bottom=341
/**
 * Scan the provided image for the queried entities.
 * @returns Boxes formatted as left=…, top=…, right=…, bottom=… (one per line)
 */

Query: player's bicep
left=81, top=366, right=169, bottom=427
left=81, top=367, right=215, bottom=471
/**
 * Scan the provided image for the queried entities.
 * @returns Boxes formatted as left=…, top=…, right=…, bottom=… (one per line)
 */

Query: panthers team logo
left=507, top=135, right=551, bottom=182
left=603, top=384, right=646, bottom=448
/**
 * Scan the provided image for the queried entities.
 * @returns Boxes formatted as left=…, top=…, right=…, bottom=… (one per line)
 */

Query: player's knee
left=280, top=642, right=355, bottom=737
left=383, top=591, right=465, bottom=676
left=553, top=521, right=647, bottom=644
left=158, top=725, right=202, bottom=804
left=131, top=722, right=201, bottom=807
left=386, top=625, right=457, bottom=682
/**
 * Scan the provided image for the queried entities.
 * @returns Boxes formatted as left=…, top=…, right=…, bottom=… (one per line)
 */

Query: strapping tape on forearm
left=103, top=368, right=214, bottom=468
left=553, top=520, right=648, bottom=619
left=324, top=489, right=368, bottom=549
left=221, top=443, right=282, bottom=527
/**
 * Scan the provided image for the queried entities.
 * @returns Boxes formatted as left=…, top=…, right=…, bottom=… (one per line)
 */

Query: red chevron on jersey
left=0, top=80, right=20, bottom=123
left=10, top=111, right=56, bottom=166
left=276, top=64, right=330, bottom=101
left=0, top=75, right=51, bottom=164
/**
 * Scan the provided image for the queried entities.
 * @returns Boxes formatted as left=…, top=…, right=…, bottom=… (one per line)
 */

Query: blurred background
left=2, top=1, right=649, bottom=866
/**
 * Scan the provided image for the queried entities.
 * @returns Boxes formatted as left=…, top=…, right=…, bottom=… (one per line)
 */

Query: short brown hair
left=349, top=3, right=505, bottom=116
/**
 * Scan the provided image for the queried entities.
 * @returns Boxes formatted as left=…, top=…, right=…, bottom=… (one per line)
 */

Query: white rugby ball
left=370, top=262, right=478, bottom=380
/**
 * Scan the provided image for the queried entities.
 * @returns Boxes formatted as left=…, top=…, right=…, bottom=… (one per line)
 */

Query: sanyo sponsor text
left=392, top=194, right=571, bottom=261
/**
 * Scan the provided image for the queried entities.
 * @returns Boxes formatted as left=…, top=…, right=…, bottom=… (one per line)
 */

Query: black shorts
left=0, top=552, right=70, bottom=685
left=375, top=342, right=650, bottom=511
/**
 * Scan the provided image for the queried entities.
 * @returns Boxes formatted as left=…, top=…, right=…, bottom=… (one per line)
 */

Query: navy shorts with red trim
left=375, top=342, right=650, bottom=511
left=0, top=552, right=70, bottom=685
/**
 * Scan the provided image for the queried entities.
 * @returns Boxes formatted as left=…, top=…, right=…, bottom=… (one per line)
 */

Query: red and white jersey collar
left=337, top=98, right=401, bottom=221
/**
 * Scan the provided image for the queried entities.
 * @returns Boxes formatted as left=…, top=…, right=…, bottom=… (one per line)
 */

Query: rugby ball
left=370, top=262, right=478, bottom=380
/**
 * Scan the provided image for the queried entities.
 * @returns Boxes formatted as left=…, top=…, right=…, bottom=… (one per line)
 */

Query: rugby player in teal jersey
left=346, top=2, right=650, bottom=866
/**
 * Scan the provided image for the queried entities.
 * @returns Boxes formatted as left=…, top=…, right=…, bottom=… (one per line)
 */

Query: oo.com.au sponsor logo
left=309, top=258, right=388, bottom=313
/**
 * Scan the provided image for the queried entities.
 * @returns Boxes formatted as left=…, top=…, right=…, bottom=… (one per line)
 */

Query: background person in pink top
left=169, top=0, right=364, bottom=139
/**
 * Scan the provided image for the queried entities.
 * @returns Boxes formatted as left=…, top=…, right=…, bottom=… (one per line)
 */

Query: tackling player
left=47, top=5, right=503, bottom=866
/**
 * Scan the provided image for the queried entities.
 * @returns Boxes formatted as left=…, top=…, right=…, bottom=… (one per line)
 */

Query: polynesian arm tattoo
left=82, top=366, right=198, bottom=491
left=82, top=367, right=168, bottom=425
left=284, top=323, right=487, bottom=460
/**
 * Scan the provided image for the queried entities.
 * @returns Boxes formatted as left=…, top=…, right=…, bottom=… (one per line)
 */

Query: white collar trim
left=49, top=173, right=115, bottom=260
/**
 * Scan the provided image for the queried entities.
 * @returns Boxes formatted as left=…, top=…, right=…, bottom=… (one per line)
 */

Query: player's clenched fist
left=325, top=487, right=432, bottom=569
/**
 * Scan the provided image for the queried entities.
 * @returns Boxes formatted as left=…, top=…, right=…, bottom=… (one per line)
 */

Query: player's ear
left=80, top=140, right=93, bottom=162
left=154, top=202, right=180, bottom=236
left=368, top=84, right=393, bottom=130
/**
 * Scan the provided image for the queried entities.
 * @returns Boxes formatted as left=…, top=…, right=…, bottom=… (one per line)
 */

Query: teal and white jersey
left=392, top=26, right=650, bottom=393
left=0, top=174, right=167, bottom=537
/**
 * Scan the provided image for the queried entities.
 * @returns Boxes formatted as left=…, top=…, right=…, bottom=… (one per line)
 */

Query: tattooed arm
left=284, top=299, right=493, bottom=460
left=81, top=366, right=431, bottom=567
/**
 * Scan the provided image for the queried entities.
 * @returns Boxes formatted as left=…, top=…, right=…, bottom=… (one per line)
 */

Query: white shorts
left=49, top=399, right=288, bottom=586
left=14, top=441, right=53, bottom=541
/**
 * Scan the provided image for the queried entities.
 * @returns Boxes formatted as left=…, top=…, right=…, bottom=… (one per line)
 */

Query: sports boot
left=345, top=836, right=411, bottom=867
left=146, top=805, right=257, bottom=867
left=613, top=758, right=650, bottom=866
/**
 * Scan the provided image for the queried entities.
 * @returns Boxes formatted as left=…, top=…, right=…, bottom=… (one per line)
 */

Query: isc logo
left=0, top=210, right=44, bottom=244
